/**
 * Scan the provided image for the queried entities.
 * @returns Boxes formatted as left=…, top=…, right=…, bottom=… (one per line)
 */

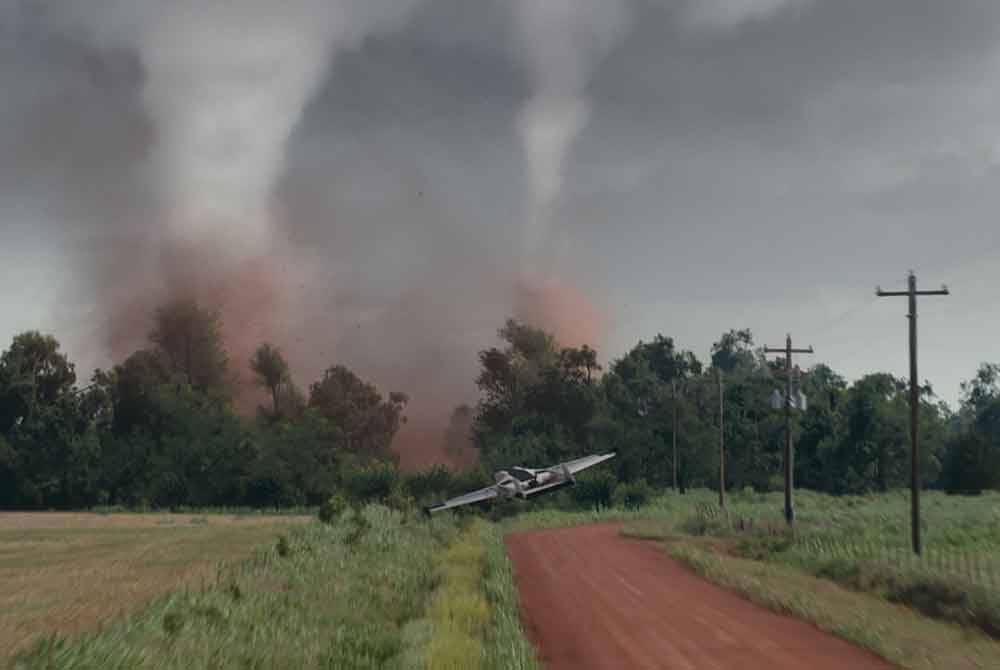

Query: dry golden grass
left=0, top=512, right=309, bottom=658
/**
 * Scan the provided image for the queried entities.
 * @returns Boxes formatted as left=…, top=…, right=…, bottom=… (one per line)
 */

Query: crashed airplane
left=425, top=452, right=616, bottom=514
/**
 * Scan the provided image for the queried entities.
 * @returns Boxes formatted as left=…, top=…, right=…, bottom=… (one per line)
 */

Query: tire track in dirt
left=505, top=523, right=894, bottom=670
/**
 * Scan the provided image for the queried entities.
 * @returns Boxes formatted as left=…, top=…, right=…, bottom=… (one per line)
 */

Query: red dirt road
left=505, top=524, right=893, bottom=670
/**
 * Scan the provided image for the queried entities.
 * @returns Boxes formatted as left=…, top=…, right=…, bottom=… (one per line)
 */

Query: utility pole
left=764, top=335, right=813, bottom=526
left=876, top=271, right=949, bottom=556
left=672, top=380, right=679, bottom=493
left=718, top=369, right=725, bottom=509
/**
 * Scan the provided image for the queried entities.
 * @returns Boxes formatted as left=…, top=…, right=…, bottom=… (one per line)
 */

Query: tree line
left=472, top=321, right=1000, bottom=499
left=0, top=299, right=417, bottom=509
left=0, top=305, right=997, bottom=511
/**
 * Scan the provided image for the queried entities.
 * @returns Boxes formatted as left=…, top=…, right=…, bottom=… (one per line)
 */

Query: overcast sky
left=2, top=0, right=999, bottom=414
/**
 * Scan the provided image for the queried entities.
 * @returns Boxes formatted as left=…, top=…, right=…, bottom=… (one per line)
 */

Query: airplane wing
left=562, top=452, right=616, bottom=475
left=424, top=485, right=499, bottom=514
left=523, top=478, right=575, bottom=497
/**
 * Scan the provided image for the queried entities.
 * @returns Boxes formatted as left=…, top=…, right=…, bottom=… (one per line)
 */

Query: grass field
left=5, top=491, right=998, bottom=669
left=4, top=507, right=536, bottom=670
left=631, top=490, right=1000, bottom=603
left=0, top=512, right=309, bottom=659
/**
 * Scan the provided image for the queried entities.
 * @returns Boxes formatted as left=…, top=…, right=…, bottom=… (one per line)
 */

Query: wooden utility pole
left=672, top=380, right=679, bottom=492
left=718, top=369, right=725, bottom=509
left=876, top=271, right=949, bottom=555
left=764, top=335, right=813, bottom=526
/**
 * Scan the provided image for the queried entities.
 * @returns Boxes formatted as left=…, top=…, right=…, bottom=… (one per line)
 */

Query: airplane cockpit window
left=509, top=468, right=535, bottom=482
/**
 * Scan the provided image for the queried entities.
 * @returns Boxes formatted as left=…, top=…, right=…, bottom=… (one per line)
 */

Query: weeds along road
left=505, top=524, right=893, bottom=670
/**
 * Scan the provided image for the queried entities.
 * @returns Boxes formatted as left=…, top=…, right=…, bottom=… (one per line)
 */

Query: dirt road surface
left=505, top=524, right=893, bottom=670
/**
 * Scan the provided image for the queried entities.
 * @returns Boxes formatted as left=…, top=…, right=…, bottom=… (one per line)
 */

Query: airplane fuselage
left=494, top=467, right=560, bottom=498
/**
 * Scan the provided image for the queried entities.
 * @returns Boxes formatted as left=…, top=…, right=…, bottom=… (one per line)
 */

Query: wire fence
left=794, top=538, right=1000, bottom=592
left=688, top=503, right=1000, bottom=593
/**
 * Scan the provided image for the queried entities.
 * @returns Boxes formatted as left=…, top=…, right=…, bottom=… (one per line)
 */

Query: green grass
left=88, top=506, right=317, bottom=517
left=670, top=544, right=1000, bottom=670
left=10, top=507, right=458, bottom=669
left=10, top=490, right=996, bottom=668
left=504, top=489, right=717, bottom=533
left=618, top=489, right=1000, bottom=637
left=400, top=518, right=538, bottom=670
left=7, top=506, right=537, bottom=670
left=424, top=521, right=491, bottom=670
left=478, top=523, right=538, bottom=670
left=614, top=490, right=1000, bottom=586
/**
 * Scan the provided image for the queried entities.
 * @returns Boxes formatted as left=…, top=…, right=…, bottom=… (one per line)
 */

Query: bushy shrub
left=385, top=483, right=416, bottom=513
left=614, top=479, right=653, bottom=509
left=486, top=500, right=523, bottom=522
left=344, top=462, right=399, bottom=503
left=734, top=532, right=795, bottom=561
left=680, top=503, right=733, bottom=536
left=318, top=494, right=348, bottom=524
left=570, top=470, right=616, bottom=510
left=404, top=465, right=454, bottom=502
left=344, top=508, right=372, bottom=546
left=448, top=468, right=492, bottom=498
left=813, top=560, right=1000, bottom=639
left=162, top=611, right=184, bottom=636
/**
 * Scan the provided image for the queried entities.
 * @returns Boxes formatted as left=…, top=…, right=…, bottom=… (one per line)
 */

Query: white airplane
left=424, top=452, right=616, bottom=514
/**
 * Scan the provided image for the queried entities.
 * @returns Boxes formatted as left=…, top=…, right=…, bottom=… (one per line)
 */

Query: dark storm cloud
left=0, top=4, right=160, bottom=370
left=0, top=10, right=155, bottom=232
left=596, top=0, right=1000, bottom=134
left=2, top=0, right=1000, bottom=442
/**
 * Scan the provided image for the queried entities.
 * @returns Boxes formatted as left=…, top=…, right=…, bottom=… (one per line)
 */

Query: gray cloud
left=676, top=0, right=814, bottom=32
left=511, top=0, right=631, bottom=271
left=3, top=0, right=1000, bottom=464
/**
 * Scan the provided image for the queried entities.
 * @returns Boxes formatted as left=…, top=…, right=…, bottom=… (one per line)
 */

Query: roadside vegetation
left=6, top=506, right=536, bottom=670
left=628, top=489, right=1000, bottom=667
left=620, top=490, right=1000, bottom=637
left=671, top=544, right=1000, bottom=670
left=506, top=488, right=1000, bottom=668
left=420, top=520, right=537, bottom=670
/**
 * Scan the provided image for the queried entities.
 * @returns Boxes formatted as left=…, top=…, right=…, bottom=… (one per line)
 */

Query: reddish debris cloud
left=102, top=238, right=608, bottom=470
left=105, top=237, right=295, bottom=412
left=514, top=273, right=608, bottom=352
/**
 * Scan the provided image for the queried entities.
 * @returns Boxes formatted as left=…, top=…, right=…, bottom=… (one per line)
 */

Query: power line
left=814, top=295, right=880, bottom=334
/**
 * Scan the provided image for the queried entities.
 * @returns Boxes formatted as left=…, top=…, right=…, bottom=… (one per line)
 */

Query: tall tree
left=940, top=363, right=1000, bottom=493
left=795, top=364, right=848, bottom=492
left=0, top=331, right=76, bottom=430
left=250, top=343, right=290, bottom=417
left=149, top=299, right=229, bottom=394
left=601, top=335, right=704, bottom=487
left=711, top=328, right=757, bottom=373
left=837, top=373, right=909, bottom=492
left=308, top=365, right=407, bottom=462
left=474, top=319, right=558, bottom=440
left=0, top=332, right=97, bottom=509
